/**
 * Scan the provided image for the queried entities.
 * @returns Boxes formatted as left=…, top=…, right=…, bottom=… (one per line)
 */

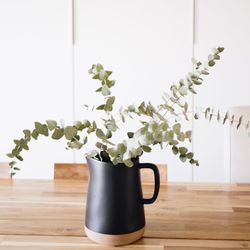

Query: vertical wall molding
left=229, top=124, right=232, bottom=183
left=192, top=0, right=196, bottom=46
left=71, top=0, right=76, bottom=162
left=191, top=0, right=196, bottom=182
left=72, top=0, right=75, bottom=45
left=71, top=0, right=76, bottom=123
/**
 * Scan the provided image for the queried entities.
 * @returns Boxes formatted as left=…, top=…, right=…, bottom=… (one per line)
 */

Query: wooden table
left=0, top=179, right=250, bottom=249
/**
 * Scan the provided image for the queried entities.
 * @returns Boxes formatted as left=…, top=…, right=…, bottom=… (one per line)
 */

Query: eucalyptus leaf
left=212, top=48, right=219, bottom=54
left=179, top=147, right=188, bottom=155
left=223, top=111, right=229, bottom=124
left=153, top=131, right=163, bottom=142
left=169, top=140, right=178, bottom=146
left=179, top=155, right=187, bottom=162
left=35, top=123, right=48, bottom=136
left=160, top=122, right=169, bottom=131
left=188, top=87, right=197, bottom=94
left=231, top=115, right=235, bottom=125
left=96, top=64, right=103, bottom=71
left=83, top=136, right=88, bottom=145
left=208, top=54, right=214, bottom=61
left=218, top=47, right=224, bottom=52
left=64, top=126, right=77, bottom=140
left=96, top=128, right=105, bottom=139
left=82, top=120, right=91, bottom=127
left=194, top=113, right=199, bottom=119
left=184, top=102, right=188, bottom=112
left=186, top=152, right=194, bottom=159
left=209, top=110, right=214, bottom=122
left=23, top=130, right=31, bottom=138
left=166, top=131, right=174, bottom=141
left=6, top=153, right=14, bottom=158
left=205, top=107, right=211, bottom=119
left=92, top=121, right=97, bottom=130
left=208, top=60, right=215, bottom=67
left=88, top=150, right=98, bottom=158
left=127, top=132, right=134, bottom=138
left=99, top=70, right=107, bottom=80
left=74, top=121, right=82, bottom=130
left=96, top=142, right=107, bottom=150
left=192, top=79, right=202, bottom=85
left=107, top=80, right=116, bottom=88
left=217, top=110, right=221, bottom=122
left=68, top=140, right=83, bottom=150
left=46, top=120, right=57, bottom=131
left=201, top=70, right=209, bottom=75
left=9, top=161, right=16, bottom=167
left=182, top=111, right=189, bottom=121
left=177, top=133, right=185, bottom=142
left=185, top=131, right=192, bottom=140
left=237, top=116, right=243, bottom=130
left=95, top=87, right=102, bottom=92
left=172, top=146, right=178, bottom=155
left=105, top=96, right=115, bottom=111
left=106, top=130, right=112, bottom=139
left=52, top=128, right=64, bottom=140
left=14, top=139, right=20, bottom=146
left=141, top=145, right=152, bottom=152
left=179, top=86, right=188, bottom=96
left=16, top=155, right=23, bottom=161
left=102, top=84, right=111, bottom=96
left=35, top=122, right=42, bottom=131
left=173, top=123, right=181, bottom=134
left=31, top=130, right=39, bottom=140
left=124, top=159, right=134, bottom=167
left=117, top=143, right=127, bottom=154
left=97, top=104, right=105, bottom=110
left=214, top=54, right=220, bottom=60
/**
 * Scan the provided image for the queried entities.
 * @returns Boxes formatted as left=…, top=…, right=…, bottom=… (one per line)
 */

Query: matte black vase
left=85, top=157, right=160, bottom=246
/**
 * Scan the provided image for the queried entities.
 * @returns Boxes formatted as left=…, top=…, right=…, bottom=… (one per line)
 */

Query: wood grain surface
left=54, top=163, right=167, bottom=183
left=0, top=179, right=250, bottom=249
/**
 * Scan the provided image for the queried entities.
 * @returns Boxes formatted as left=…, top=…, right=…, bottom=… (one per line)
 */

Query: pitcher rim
left=86, top=156, right=140, bottom=167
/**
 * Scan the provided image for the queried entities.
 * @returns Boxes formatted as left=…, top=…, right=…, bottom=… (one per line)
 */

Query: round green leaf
left=46, top=120, right=57, bottom=131
left=52, top=128, right=64, bottom=140
left=64, top=126, right=77, bottom=140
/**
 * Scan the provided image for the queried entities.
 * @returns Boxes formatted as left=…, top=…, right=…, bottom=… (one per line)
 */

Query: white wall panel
left=0, top=0, right=73, bottom=179
left=193, top=0, right=250, bottom=182
left=74, top=0, right=193, bottom=181
left=230, top=106, right=250, bottom=183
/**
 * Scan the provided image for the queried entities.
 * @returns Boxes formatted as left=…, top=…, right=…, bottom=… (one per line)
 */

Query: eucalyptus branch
left=7, top=119, right=114, bottom=175
left=194, top=107, right=250, bottom=133
left=8, top=47, right=233, bottom=175
left=160, top=47, right=225, bottom=120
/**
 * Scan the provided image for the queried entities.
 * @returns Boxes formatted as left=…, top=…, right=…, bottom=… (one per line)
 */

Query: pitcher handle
left=138, top=163, right=160, bottom=204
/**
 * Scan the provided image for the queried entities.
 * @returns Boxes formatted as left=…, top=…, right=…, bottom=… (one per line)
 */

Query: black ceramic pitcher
left=85, top=157, right=160, bottom=246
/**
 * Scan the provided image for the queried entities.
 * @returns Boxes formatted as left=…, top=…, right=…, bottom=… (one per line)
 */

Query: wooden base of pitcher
left=84, top=226, right=145, bottom=246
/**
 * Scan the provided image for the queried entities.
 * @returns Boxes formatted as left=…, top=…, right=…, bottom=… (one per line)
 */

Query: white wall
left=0, top=0, right=250, bottom=181
left=0, top=0, right=74, bottom=179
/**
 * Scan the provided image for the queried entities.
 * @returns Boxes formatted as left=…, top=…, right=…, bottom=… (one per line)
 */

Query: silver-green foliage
left=8, top=47, right=244, bottom=175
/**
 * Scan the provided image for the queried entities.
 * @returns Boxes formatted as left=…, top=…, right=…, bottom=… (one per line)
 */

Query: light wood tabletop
left=0, top=179, right=250, bottom=249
